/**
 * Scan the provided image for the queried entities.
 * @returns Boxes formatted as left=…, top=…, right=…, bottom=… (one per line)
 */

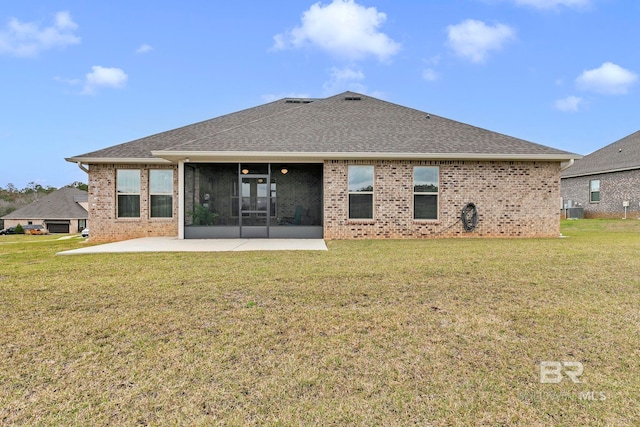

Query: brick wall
left=89, top=160, right=562, bottom=242
left=88, top=164, right=178, bottom=242
left=323, top=160, right=562, bottom=239
left=561, top=169, right=640, bottom=218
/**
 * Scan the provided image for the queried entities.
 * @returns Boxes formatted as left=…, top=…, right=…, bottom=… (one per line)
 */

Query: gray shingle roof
left=68, top=99, right=307, bottom=160
left=68, top=92, right=578, bottom=162
left=2, top=187, right=88, bottom=220
left=561, top=130, right=640, bottom=178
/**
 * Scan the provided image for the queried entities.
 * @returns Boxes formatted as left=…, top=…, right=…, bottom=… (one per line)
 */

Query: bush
left=190, top=205, right=219, bottom=225
left=14, top=223, right=24, bottom=234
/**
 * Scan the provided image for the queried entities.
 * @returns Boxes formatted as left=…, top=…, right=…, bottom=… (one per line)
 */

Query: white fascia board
left=150, top=150, right=582, bottom=162
left=561, top=165, right=640, bottom=178
left=65, top=157, right=172, bottom=164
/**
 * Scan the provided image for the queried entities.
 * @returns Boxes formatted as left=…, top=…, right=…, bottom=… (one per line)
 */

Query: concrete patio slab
left=57, top=237, right=327, bottom=255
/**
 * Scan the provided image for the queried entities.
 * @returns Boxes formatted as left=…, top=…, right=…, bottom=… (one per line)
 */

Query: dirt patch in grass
left=1, top=220, right=639, bottom=425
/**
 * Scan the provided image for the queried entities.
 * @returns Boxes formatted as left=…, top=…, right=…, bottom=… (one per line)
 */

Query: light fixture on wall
left=280, top=166, right=288, bottom=175
left=242, top=168, right=249, bottom=174
left=185, top=157, right=190, bottom=163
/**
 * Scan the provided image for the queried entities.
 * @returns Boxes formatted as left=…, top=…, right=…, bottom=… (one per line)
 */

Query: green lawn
left=1, top=220, right=639, bottom=426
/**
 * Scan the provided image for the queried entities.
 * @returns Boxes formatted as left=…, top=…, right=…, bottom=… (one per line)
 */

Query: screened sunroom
left=183, top=163, right=323, bottom=238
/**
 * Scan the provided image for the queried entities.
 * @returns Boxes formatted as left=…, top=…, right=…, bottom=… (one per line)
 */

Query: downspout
left=560, top=158, right=575, bottom=172
left=76, top=162, right=89, bottom=174
left=178, top=160, right=185, bottom=239
left=75, top=162, right=90, bottom=233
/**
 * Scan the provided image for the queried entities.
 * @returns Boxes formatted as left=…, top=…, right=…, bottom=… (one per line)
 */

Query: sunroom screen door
left=239, top=175, right=269, bottom=238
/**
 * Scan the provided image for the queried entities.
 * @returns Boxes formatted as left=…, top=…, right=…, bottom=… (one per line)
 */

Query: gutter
left=65, top=157, right=172, bottom=165
left=150, top=150, right=583, bottom=163
left=560, top=158, right=574, bottom=172
left=66, top=151, right=583, bottom=165
left=562, top=165, right=640, bottom=178
left=76, top=162, right=89, bottom=174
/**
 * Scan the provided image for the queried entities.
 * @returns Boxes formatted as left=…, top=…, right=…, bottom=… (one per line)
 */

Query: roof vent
left=344, top=96, right=361, bottom=101
left=285, top=99, right=314, bottom=104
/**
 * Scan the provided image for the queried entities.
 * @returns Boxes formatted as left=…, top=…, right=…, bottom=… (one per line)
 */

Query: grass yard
left=1, top=220, right=639, bottom=426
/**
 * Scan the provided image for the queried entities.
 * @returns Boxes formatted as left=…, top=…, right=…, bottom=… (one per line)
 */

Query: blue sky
left=1, top=0, right=639, bottom=188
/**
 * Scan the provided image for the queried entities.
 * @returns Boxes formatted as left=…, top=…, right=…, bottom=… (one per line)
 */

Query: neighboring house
left=1, top=187, right=88, bottom=233
left=561, top=130, right=640, bottom=218
left=66, top=92, right=579, bottom=243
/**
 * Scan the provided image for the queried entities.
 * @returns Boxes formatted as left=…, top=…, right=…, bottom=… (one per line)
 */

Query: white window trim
left=116, top=169, right=141, bottom=219
left=149, top=169, right=174, bottom=219
left=589, top=179, right=600, bottom=204
left=348, top=165, right=374, bottom=220
left=413, top=166, right=439, bottom=221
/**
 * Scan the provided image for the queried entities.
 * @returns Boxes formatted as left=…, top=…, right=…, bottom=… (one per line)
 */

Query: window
left=117, top=169, right=140, bottom=217
left=348, top=165, right=374, bottom=219
left=589, top=180, right=600, bottom=203
left=150, top=170, right=173, bottom=218
left=414, top=166, right=439, bottom=220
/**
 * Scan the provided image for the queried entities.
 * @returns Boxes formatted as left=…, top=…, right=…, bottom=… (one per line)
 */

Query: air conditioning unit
left=566, top=206, right=584, bottom=219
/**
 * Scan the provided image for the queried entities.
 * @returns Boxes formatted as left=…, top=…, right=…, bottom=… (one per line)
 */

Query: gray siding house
left=1, top=187, right=88, bottom=233
left=561, top=130, right=640, bottom=218
left=66, top=92, right=580, bottom=242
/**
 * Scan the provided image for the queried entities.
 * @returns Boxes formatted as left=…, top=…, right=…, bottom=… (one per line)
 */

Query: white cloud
left=54, top=76, right=81, bottom=86
left=447, top=19, right=515, bottom=63
left=272, top=0, right=401, bottom=62
left=422, top=68, right=439, bottom=82
left=511, top=0, right=591, bottom=9
left=136, top=43, right=153, bottom=54
left=576, top=62, right=637, bottom=95
left=329, top=66, right=365, bottom=82
left=82, top=66, right=128, bottom=95
left=554, top=95, right=583, bottom=112
left=322, top=66, right=367, bottom=95
left=0, top=11, right=80, bottom=57
left=54, top=11, right=78, bottom=30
